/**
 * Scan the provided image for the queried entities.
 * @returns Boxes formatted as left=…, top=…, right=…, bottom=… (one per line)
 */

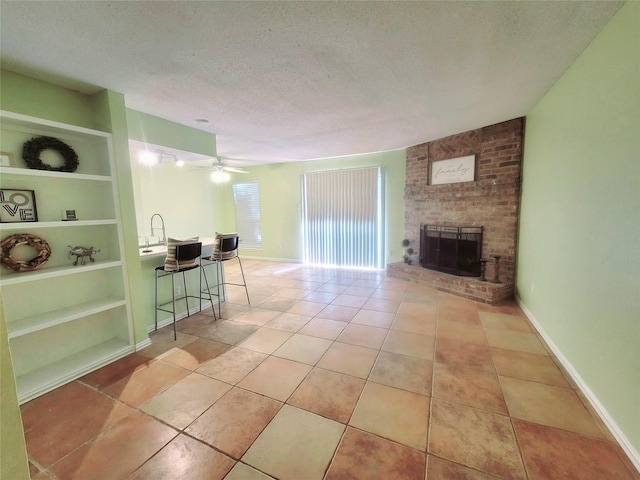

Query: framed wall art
left=0, top=188, right=39, bottom=223
left=430, top=155, right=476, bottom=185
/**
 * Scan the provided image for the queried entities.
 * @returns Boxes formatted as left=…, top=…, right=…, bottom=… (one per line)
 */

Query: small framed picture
left=0, top=152, right=13, bottom=167
left=0, top=189, right=38, bottom=223
left=61, top=209, right=78, bottom=221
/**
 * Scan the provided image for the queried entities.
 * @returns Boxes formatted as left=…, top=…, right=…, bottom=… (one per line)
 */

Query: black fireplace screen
left=419, top=225, right=483, bottom=277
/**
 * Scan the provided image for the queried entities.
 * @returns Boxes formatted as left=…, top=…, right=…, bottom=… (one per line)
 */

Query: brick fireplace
left=388, top=117, right=524, bottom=304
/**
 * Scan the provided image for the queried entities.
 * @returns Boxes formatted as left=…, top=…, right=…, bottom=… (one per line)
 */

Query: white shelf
left=15, top=338, right=134, bottom=404
left=0, top=166, right=112, bottom=182
left=8, top=297, right=127, bottom=339
left=0, top=260, right=122, bottom=286
left=0, top=219, right=118, bottom=230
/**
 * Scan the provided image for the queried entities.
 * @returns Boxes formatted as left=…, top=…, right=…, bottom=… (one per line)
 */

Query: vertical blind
left=301, top=167, right=384, bottom=268
left=232, top=181, right=263, bottom=248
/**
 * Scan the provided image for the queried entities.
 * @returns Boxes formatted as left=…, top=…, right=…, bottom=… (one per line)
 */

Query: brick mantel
left=400, top=117, right=524, bottom=298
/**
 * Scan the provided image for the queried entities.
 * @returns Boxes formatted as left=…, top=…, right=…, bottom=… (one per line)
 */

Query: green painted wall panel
left=517, top=1, right=639, bottom=453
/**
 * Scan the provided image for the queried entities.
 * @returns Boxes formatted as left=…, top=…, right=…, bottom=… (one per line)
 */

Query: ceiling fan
left=191, top=156, right=250, bottom=182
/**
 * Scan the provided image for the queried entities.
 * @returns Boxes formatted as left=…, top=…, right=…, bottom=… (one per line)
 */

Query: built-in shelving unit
left=0, top=110, right=134, bottom=404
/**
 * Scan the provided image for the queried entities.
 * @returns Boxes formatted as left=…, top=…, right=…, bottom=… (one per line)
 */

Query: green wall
left=517, top=0, right=639, bottom=456
left=228, top=151, right=407, bottom=263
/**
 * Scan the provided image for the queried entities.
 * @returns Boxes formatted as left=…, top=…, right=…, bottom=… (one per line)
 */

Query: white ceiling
left=0, top=1, right=623, bottom=165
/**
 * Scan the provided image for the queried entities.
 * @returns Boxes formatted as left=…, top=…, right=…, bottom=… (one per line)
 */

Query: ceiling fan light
left=175, top=158, right=185, bottom=167
left=210, top=169, right=230, bottom=183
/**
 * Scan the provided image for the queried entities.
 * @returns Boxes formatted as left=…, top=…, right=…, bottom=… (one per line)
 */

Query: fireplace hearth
left=419, top=225, right=483, bottom=277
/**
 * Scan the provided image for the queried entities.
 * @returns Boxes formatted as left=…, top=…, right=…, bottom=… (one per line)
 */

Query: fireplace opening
left=419, top=225, right=483, bottom=277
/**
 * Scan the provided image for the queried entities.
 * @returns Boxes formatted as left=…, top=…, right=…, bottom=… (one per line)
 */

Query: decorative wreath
left=22, top=136, right=79, bottom=172
left=0, top=233, right=52, bottom=272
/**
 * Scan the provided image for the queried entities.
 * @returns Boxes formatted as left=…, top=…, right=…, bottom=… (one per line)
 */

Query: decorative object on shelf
left=67, top=245, right=100, bottom=265
left=406, top=247, right=414, bottom=265
left=492, top=255, right=502, bottom=283
left=401, top=238, right=411, bottom=263
left=0, top=188, right=38, bottom=223
left=0, top=151, right=13, bottom=167
left=61, top=209, right=78, bottom=221
left=479, top=258, right=488, bottom=281
left=22, top=136, right=79, bottom=172
left=0, top=233, right=52, bottom=272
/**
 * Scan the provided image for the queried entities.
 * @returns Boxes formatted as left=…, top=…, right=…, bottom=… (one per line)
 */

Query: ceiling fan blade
left=223, top=166, right=249, bottom=174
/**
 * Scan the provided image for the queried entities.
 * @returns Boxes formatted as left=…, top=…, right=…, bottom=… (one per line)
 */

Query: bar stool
left=202, top=233, right=250, bottom=318
left=155, top=241, right=216, bottom=340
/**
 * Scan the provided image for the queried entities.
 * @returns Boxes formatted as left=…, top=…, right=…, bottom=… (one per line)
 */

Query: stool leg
left=217, top=261, right=222, bottom=319
left=236, top=257, right=250, bottom=305
left=171, top=274, right=177, bottom=340
left=200, top=266, right=216, bottom=320
left=154, top=271, right=159, bottom=332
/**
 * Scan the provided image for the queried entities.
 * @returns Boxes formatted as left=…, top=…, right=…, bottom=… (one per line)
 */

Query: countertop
left=139, top=237, right=216, bottom=261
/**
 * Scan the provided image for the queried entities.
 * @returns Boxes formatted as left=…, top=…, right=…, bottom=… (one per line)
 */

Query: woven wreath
left=22, top=136, right=79, bottom=172
left=0, top=233, right=52, bottom=272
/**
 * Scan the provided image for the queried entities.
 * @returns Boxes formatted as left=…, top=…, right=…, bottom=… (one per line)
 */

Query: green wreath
left=22, top=136, right=79, bottom=172
left=0, top=233, right=52, bottom=272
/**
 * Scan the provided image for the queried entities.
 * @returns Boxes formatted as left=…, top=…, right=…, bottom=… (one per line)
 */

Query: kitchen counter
left=139, top=237, right=216, bottom=261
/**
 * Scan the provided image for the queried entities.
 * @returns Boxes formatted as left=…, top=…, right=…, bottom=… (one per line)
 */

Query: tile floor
left=22, top=260, right=638, bottom=480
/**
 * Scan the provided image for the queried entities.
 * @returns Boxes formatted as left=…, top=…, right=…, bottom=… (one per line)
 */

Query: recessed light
left=195, top=118, right=210, bottom=124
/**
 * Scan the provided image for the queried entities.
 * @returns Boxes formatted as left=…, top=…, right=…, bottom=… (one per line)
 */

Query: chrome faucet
left=150, top=213, right=166, bottom=246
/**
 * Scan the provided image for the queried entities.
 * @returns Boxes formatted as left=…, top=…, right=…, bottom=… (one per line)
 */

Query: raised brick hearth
left=395, top=117, right=524, bottom=303
left=387, top=262, right=513, bottom=305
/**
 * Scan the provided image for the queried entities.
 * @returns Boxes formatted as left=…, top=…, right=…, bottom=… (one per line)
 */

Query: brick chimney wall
left=404, top=117, right=524, bottom=286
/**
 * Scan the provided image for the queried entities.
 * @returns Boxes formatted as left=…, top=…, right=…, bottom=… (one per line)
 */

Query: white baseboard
left=135, top=338, right=152, bottom=351
left=515, top=295, right=640, bottom=473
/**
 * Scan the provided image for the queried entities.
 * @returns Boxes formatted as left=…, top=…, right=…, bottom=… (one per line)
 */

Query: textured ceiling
left=0, top=1, right=623, bottom=165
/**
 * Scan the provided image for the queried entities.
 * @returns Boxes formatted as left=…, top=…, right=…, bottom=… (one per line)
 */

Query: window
left=232, top=181, right=262, bottom=249
left=301, top=167, right=384, bottom=268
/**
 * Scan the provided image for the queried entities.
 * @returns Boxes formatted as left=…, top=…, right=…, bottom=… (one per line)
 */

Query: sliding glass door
left=301, top=167, right=384, bottom=269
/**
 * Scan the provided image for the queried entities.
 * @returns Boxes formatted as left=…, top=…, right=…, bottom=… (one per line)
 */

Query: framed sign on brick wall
left=430, top=155, right=475, bottom=185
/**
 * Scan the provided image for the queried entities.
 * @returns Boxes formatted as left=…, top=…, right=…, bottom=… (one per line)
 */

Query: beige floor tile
left=326, top=427, right=426, bottom=480
left=435, top=337, right=495, bottom=372
left=427, top=455, right=499, bottom=479
left=316, top=303, right=360, bottom=322
left=305, top=291, right=340, bottom=303
left=382, top=330, right=435, bottom=360
left=428, top=399, right=526, bottom=479
left=225, top=463, right=275, bottom=480
left=288, top=367, right=365, bottom=423
left=257, top=296, right=298, bottom=312
left=437, top=321, right=487, bottom=345
left=273, top=333, right=333, bottom=365
left=350, top=309, right=395, bottom=328
left=432, top=362, right=508, bottom=414
left=139, top=372, right=230, bottom=429
left=501, top=376, right=606, bottom=438
left=317, top=342, right=379, bottom=378
left=196, top=320, right=259, bottom=344
left=337, top=323, right=388, bottom=349
left=160, top=338, right=230, bottom=370
left=369, top=351, right=433, bottom=396
left=276, top=287, right=314, bottom=300
left=233, top=308, right=281, bottom=326
left=479, top=311, right=532, bottom=332
left=238, top=356, right=312, bottom=401
left=242, top=405, right=345, bottom=480
left=484, top=328, right=547, bottom=355
left=491, top=347, right=570, bottom=387
left=186, top=387, right=282, bottom=459
left=392, top=312, right=437, bottom=336
left=350, top=382, right=430, bottom=450
left=513, top=419, right=637, bottom=480
left=299, top=317, right=348, bottom=340
left=238, top=327, right=293, bottom=354
left=129, top=434, right=234, bottom=480
left=370, top=288, right=407, bottom=301
left=331, top=293, right=368, bottom=308
left=362, top=297, right=401, bottom=313
left=196, top=346, right=267, bottom=384
left=343, top=285, right=375, bottom=297
left=287, top=299, right=327, bottom=316
left=264, top=312, right=311, bottom=332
